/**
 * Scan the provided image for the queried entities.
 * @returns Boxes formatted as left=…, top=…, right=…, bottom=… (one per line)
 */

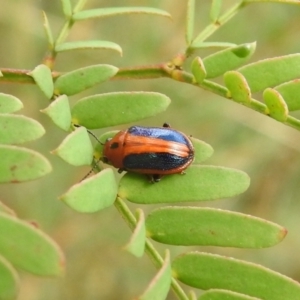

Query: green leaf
left=190, top=42, right=237, bottom=50
left=138, top=250, right=171, bottom=300
left=210, top=0, right=222, bottom=22
left=192, top=137, right=214, bottom=164
left=0, top=254, right=19, bottom=300
left=275, top=79, right=300, bottom=111
left=118, top=165, right=250, bottom=204
left=52, top=126, right=93, bottom=166
left=60, top=169, right=117, bottom=213
left=28, top=64, right=54, bottom=99
left=146, top=207, right=286, bottom=248
left=191, top=57, right=207, bottom=83
left=55, top=40, right=122, bottom=55
left=124, top=209, right=146, bottom=257
left=0, top=213, right=64, bottom=276
left=0, top=145, right=52, bottom=183
left=72, top=7, right=171, bottom=21
left=0, top=93, right=23, bottom=113
left=186, top=0, right=195, bottom=44
left=0, top=202, right=16, bottom=216
left=203, top=42, right=256, bottom=78
left=238, top=53, right=300, bottom=92
left=41, top=94, right=72, bottom=131
left=60, top=0, right=72, bottom=18
left=224, top=71, right=252, bottom=105
left=42, top=11, right=54, bottom=48
left=54, top=64, right=118, bottom=96
left=71, top=92, right=171, bottom=129
left=263, top=88, right=289, bottom=122
left=172, top=252, right=300, bottom=300
left=200, top=289, right=261, bottom=300
left=0, top=114, right=45, bottom=144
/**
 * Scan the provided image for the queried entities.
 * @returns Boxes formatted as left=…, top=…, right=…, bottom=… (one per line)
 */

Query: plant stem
left=190, top=2, right=244, bottom=47
left=55, top=19, right=74, bottom=47
left=2, top=64, right=300, bottom=132
left=114, top=197, right=189, bottom=300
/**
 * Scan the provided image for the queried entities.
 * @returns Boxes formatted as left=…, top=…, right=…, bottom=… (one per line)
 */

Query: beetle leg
left=151, top=174, right=162, bottom=183
left=118, top=168, right=126, bottom=174
left=180, top=171, right=186, bottom=175
left=102, top=156, right=109, bottom=163
left=162, top=122, right=171, bottom=128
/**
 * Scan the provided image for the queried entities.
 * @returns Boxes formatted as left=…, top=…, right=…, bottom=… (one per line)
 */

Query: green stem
left=191, top=1, right=244, bottom=46
left=45, top=9, right=76, bottom=66
left=55, top=18, right=74, bottom=48
left=285, top=115, right=300, bottom=131
left=115, top=64, right=169, bottom=80
left=114, top=197, right=189, bottom=300
left=0, top=68, right=59, bottom=84
left=73, top=0, right=87, bottom=13
left=2, top=64, right=300, bottom=132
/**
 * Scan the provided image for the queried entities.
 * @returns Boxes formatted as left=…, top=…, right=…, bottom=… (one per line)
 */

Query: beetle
left=102, top=123, right=194, bottom=182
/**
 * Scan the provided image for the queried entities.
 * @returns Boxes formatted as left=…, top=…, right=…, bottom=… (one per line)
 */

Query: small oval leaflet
left=124, top=209, right=146, bottom=257
left=60, top=169, right=117, bottom=213
left=0, top=255, right=19, bottom=300
left=55, top=40, right=122, bottom=56
left=0, top=145, right=52, bottom=183
left=118, top=165, right=250, bottom=204
left=0, top=93, right=23, bottom=113
left=202, top=42, right=256, bottom=78
left=172, top=252, right=300, bottom=300
left=52, top=126, right=93, bottom=166
left=0, top=114, right=45, bottom=144
left=41, top=94, right=72, bottom=131
left=71, top=92, right=171, bottom=129
left=54, top=64, right=118, bottom=96
left=146, top=207, right=286, bottom=248
left=199, top=289, right=261, bottom=300
left=138, top=250, right=171, bottom=300
left=0, top=212, right=64, bottom=276
left=28, top=64, right=54, bottom=99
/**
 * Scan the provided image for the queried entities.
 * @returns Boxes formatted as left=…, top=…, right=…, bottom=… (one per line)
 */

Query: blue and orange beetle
left=102, top=123, right=194, bottom=182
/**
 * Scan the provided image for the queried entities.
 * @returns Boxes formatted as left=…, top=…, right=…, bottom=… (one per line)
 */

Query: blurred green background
left=1, top=0, right=300, bottom=299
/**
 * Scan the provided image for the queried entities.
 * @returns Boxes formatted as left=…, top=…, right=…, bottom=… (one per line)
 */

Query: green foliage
left=53, top=126, right=93, bottom=166
left=54, top=64, right=118, bottom=96
left=60, top=169, right=117, bottom=213
left=1, top=1, right=300, bottom=300
left=41, top=94, right=72, bottom=131
left=0, top=212, right=64, bottom=276
left=0, top=94, right=23, bottom=113
left=138, top=251, right=171, bottom=300
left=146, top=207, right=286, bottom=247
left=0, top=255, right=19, bottom=300
left=28, top=64, right=54, bottom=99
left=173, top=252, right=300, bottom=300
left=71, top=92, right=171, bottom=129
left=118, top=166, right=250, bottom=204
left=0, top=146, right=52, bottom=183
left=124, top=209, right=146, bottom=257
left=0, top=114, right=45, bottom=144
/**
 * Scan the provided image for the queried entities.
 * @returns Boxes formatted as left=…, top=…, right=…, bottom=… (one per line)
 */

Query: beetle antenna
left=80, top=157, right=102, bottom=181
left=73, top=124, right=104, bottom=145
left=86, top=130, right=104, bottom=145
left=81, top=168, right=94, bottom=181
